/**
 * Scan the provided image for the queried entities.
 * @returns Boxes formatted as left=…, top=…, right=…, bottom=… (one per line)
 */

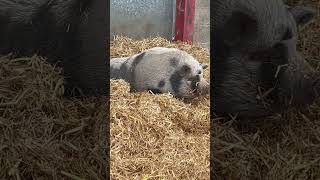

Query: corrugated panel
left=110, top=0, right=175, bottom=40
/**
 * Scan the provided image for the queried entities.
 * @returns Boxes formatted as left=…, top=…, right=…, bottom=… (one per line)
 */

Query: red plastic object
left=174, top=0, right=196, bottom=44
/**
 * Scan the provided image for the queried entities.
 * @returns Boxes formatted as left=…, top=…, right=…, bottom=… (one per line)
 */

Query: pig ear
left=200, top=63, right=208, bottom=70
left=222, top=11, right=258, bottom=47
left=290, top=6, right=316, bottom=26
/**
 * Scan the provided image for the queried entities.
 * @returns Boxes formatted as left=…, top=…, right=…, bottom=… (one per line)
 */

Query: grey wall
left=110, top=0, right=210, bottom=51
left=110, top=0, right=175, bottom=40
left=193, top=0, right=210, bottom=51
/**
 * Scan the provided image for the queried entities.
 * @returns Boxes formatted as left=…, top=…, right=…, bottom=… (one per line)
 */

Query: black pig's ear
left=290, top=6, right=316, bottom=26
left=222, top=10, right=258, bottom=47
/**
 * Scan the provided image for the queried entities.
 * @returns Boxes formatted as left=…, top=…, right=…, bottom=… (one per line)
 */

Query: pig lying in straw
left=110, top=47, right=210, bottom=98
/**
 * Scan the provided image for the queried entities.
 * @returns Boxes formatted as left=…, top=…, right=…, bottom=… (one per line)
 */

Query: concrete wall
left=110, top=0, right=175, bottom=40
left=110, top=0, right=210, bottom=51
left=193, top=0, right=210, bottom=51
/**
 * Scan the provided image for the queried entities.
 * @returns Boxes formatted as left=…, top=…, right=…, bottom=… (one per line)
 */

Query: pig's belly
left=133, top=70, right=172, bottom=93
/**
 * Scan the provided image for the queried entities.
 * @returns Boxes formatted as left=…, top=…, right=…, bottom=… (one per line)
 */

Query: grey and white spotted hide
left=110, top=47, right=210, bottom=99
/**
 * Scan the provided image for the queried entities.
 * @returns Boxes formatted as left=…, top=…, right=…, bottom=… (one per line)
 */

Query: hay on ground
left=110, top=36, right=210, bottom=179
left=0, top=55, right=107, bottom=179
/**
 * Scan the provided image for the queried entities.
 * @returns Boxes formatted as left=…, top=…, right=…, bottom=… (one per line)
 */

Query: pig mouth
left=183, top=78, right=210, bottom=97
left=255, top=67, right=320, bottom=112
left=193, top=81, right=210, bottom=96
left=192, top=82, right=202, bottom=95
left=187, top=76, right=202, bottom=93
left=244, top=50, right=319, bottom=111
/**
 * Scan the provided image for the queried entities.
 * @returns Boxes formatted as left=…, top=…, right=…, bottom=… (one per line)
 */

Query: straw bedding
left=110, top=36, right=210, bottom=179
left=0, top=55, right=108, bottom=179
left=213, top=0, right=320, bottom=179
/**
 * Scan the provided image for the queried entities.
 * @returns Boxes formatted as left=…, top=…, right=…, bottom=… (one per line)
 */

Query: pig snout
left=195, top=79, right=210, bottom=96
left=276, top=53, right=320, bottom=109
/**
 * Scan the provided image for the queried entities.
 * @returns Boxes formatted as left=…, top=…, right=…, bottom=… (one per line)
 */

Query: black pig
left=0, top=0, right=108, bottom=96
left=212, top=0, right=318, bottom=118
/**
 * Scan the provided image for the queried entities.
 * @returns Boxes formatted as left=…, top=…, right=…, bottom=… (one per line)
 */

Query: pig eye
left=282, top=28, right=293, bottom=41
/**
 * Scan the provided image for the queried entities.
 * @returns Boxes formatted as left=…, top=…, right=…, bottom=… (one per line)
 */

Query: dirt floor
left=110, top=36, right=210, bottom=179
left=0, top=55, right=108, bottom=179
left=213, top=0, right=320, bottom=179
